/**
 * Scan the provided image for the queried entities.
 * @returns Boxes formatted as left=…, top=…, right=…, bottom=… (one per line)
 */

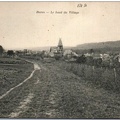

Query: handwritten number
left=84, top=4, right=87, bottom=7
left=77, top=3, right=87, bottom=7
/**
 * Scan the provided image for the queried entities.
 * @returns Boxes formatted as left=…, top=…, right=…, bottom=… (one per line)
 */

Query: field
left=1, top=57, right=120, bottom=118
left=0, top=57, right=33, bottom=96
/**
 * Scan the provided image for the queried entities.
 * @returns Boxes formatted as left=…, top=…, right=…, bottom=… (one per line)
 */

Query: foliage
left=7, top=50, right=14, bottom=56
left=76, top=54, right=86, bottom=63
left=0, top=45, right=4, bottom=56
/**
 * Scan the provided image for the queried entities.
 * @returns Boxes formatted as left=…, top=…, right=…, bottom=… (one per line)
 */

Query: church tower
left=58, top=38, right=63, bottom=52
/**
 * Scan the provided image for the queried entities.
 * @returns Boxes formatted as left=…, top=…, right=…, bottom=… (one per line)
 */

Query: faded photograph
left=0, top=2, right=120, bottom=118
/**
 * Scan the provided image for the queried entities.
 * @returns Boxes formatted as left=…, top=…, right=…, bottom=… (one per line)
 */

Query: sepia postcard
left=0, top=1, right=120, bottom=119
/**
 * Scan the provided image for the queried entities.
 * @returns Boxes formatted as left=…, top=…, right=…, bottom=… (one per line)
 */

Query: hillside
left=76, top=40, right=120, bottom=50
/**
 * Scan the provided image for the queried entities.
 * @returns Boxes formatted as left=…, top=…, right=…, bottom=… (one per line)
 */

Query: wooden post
left=92, top=66, right=94, bottom=76
left=114, top=68, right=117, bottom=82
left=92, top=66, right=95, bottom=71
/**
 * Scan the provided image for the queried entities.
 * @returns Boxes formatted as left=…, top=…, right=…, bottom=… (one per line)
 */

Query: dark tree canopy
left=0, top=45, right=4, bottom=56
left=76, top=54, right=86, bottom=63
left=7, top=50, right=14, bottom=56
left=89, top=49, right=94, bottom=54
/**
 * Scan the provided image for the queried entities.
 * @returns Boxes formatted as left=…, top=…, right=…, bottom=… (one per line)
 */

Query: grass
left=1, top=57, right=120, bottom=118
left=20, top=59, right=120, bottom=118
left=0, top=57, right=27, bottom=64
left=0, top=57, right=34, bottom=96
left=0, top=57, right=34, bottom=118
left=22, top=57, right=120, bottom=93
left=0, top=71, right=37, bottom=118
left=53, top=60, right=120, bottom=93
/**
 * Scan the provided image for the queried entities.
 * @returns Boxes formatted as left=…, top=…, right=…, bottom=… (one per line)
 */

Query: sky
left=0, top=2, right=120, bottom=49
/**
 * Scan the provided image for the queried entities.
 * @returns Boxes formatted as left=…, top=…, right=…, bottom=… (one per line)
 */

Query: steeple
left=58, top=38, right=63, bottom=52
left=58, top=38, right=63, bottom=47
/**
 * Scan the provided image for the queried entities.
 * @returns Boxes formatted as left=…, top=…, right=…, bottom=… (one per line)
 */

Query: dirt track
left=1, top=59, right=120, bottom=118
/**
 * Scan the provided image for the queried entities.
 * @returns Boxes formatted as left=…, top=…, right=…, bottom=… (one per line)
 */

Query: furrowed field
left=0, top=57, right=33, bottom=96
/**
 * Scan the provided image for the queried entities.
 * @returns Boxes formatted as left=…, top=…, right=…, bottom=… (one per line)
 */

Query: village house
left=112, top=53, right=120, bottom=63
left=101, top=54, right=110, bottom=61
left=63, top=49, right=78, bottom=59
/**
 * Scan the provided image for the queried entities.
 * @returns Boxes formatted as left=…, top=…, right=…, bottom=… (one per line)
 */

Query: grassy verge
left=53, top=60, right=120, bottom=93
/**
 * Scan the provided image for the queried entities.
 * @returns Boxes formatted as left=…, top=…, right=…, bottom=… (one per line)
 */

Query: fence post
left=114, top=68, right=117, bottom=82
left=92, top=66, right=94, bottom=76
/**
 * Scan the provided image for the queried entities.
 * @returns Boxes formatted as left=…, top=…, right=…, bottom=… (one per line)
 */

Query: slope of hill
left=76, top=40, right=120, bottom=50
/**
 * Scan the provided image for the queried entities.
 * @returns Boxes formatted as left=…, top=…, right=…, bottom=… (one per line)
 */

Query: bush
left=76, top=55, right=86, bottom=64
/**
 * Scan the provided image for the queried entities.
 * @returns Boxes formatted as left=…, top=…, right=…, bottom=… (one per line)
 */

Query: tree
left=40, top=50, right=45, bottom=59
left=76, top=54, right=86, bottom=63
left=0, top=45, right=4, bottom=56
left=89, top=49, right=94, bottom=54
left=7, top=50, right=14, bottom=57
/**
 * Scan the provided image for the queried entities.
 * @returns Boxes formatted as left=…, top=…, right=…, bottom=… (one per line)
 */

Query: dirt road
left=1, top=59, right=120, bottom=118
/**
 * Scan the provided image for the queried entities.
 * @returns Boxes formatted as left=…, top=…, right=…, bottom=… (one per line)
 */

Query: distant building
left=49, top=38, right=64, bottom=57
left=63, top=49, right=78, bottom=59
left=118, top=53, right=120, bottom=62
left=57, top=38, right=63, bottom=52
left=92, top=54, right=102, bottom=59
left=63, top=49, right=72, bottom=59
left=50, top=47, right=58, bottom=53
left=113, top=53, right=120, bottom=63
left=101, top=54, right=110, bottom=61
